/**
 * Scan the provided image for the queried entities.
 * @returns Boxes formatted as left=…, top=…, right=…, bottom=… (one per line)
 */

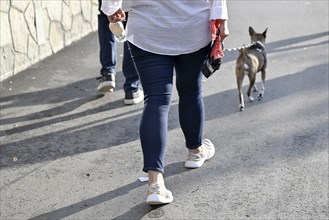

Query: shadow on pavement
left=0, top=78, right=104, bottom=126
left=0, top=63, right=327, bottom=169
left=29, top=162, right=188, bottom=220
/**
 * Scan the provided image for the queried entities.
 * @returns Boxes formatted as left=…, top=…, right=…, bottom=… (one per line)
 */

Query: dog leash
left=222, top=41, right=263, bottom=52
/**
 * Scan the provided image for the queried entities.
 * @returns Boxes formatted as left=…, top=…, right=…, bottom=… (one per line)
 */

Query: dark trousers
left=127, top=42, right=211, bottom=173
left=122, top=28, right=140, bottom=93
left=98, top=14, right=116, bottom=75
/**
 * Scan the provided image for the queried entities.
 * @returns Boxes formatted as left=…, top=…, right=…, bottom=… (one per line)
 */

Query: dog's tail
left=239, top=47, right=248, bottom=56
left=239, top=48, right=251, bottom=74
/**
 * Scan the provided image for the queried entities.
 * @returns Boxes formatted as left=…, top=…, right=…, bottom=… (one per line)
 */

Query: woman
left=101, top=0, right=229, bottom=205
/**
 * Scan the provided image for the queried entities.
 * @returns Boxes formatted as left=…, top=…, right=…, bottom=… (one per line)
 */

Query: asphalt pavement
left=1, top=1, right=328, bottom=219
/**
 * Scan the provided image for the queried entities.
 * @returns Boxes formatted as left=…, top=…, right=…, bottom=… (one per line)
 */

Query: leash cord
left=223, top=42, right=258, bottom=52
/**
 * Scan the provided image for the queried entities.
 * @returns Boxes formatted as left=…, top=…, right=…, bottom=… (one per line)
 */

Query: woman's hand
left=210, top=19, right=229, bottom=41
left=219, top=20, right=229, bottom=40
left=107, top=8, right=125, bottom=23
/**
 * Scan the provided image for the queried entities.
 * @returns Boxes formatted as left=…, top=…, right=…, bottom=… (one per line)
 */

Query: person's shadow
left=29, top=162, right=188, bottom=220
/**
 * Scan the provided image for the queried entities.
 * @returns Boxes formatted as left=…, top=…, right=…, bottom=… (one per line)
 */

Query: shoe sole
left=124, top=95, right=143, bottom=105
left=185, top=159, right=206, bottom=168
left=146, top=194, right=173, bottom=205
left=97, top=82, right=115, bottom=93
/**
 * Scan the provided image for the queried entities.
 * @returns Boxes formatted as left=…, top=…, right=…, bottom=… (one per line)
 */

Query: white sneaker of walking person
left=146, top=183, right=173, bottom=205
left=185, top=139, right=215, bottom=168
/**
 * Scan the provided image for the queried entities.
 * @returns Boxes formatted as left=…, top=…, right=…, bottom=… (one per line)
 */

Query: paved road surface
left=1, top=1, right=328, bottom=219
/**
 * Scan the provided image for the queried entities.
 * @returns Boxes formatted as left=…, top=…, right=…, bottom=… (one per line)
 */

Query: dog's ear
left=249, top=26, right=256, bottom=36
left=262, top=28, right=268, bottom=38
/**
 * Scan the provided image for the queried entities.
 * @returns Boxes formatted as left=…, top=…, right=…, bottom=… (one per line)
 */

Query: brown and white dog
left=235, top=27, right=268, bottom=111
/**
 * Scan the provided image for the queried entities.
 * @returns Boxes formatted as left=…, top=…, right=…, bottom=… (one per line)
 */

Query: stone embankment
left=0, top=0, right=98, bottom=81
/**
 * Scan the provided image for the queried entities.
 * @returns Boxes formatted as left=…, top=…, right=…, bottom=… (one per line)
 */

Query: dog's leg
left=247, top=75, right=256, bottom=102
left=237, top=75, right=245, bottom=111
left=258, top=69, right=266, bottom=100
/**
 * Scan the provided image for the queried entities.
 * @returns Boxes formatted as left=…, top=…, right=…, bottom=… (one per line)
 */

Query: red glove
left=210, top=36, right=224, bottom=61
left=210, top=19, right=224, bottom=61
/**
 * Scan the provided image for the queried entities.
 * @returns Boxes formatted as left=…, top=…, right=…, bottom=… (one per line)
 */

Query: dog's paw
left=249, top=96, right=254, bottom=102
left=239, top=105, right=245, bottom=111
left=258, top=94, right=263, bottom=100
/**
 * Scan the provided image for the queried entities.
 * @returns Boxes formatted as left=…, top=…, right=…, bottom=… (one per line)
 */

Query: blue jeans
left=127, top=42, right=211, bottom=173
left=97, top=13, right=140, bottom=93
left=98, top=14, right=116, bottom=75
left=122, top=40, right=140, bottom=93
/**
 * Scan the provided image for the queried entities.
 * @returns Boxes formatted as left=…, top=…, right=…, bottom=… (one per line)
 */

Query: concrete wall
left=0, top=0, right=99, bottom=81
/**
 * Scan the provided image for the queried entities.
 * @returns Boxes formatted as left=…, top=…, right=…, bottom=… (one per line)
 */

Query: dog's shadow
left=204, top=61, right=328, bottom=117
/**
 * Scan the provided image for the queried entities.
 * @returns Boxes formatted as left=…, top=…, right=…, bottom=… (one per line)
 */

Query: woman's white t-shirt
left=101, top=0, right=228, bottom=55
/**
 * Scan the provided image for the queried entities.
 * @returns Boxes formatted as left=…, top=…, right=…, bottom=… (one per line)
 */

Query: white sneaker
left=146, top=183, right=173, bottom=205
left=185, top=139, right=215, bottom=168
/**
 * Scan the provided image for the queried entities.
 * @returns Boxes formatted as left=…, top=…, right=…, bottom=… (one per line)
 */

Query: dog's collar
left=249, top=41, right=265, bottom=53
left=255, top=41, right=265, bottom=48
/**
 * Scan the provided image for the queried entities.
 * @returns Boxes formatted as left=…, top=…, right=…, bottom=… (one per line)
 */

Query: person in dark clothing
left=97, top=0, right=143, bottom=104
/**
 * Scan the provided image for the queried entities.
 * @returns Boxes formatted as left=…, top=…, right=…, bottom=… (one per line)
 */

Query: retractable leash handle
left=201, top=28, right=224, bottom=78
left=109, top=21, right=126, bottom=42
